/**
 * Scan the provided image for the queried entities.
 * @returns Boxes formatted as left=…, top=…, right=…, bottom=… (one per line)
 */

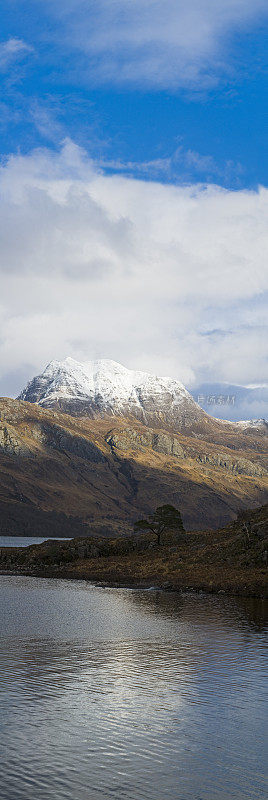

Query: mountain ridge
left=17, top=357, right=240, bottom=434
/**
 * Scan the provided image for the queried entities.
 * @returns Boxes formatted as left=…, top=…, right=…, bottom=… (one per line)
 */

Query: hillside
left=0, top=397, right=267, bottom=534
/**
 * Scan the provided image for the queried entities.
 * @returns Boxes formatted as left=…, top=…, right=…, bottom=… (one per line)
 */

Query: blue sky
left=0, top=0, right=267, bottom=188
left=0, top=1, right=267, bottom=415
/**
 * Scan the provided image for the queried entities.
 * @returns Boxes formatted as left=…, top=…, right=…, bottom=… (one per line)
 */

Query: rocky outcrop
left=32, top=423, right=106, bottom=463
left=0, top=423, right=30, bottom=457
left=106, top=427, right=184, bottom=457
left=0, top=418, right=106, bottom=464
left=195, top=452, right=266, bottom=477
left=106, top=427, right=265, bottom=477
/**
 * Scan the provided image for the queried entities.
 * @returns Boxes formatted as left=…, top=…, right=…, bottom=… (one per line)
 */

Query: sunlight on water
left=0, top=576, right=267, bottom=800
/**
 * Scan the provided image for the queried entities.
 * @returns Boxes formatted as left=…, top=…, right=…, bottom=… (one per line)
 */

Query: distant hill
left=191, top=382, right=268, bottom=423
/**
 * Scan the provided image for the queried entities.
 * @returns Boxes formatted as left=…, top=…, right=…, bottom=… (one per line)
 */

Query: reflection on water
left=0, top=576, right=267, bottom=800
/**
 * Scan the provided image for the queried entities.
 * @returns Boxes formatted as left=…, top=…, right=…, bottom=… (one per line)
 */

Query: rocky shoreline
left=1, top=503, right=267, bottom=598
left=1, top=566, right=266, bottom=598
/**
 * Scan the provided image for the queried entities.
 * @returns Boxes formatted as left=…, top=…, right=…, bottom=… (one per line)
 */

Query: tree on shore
left=134, top=504, right=184, bottom=546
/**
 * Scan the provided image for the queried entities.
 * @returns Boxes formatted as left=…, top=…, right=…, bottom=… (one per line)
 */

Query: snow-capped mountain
left=18, top=357, right=210, bottom=432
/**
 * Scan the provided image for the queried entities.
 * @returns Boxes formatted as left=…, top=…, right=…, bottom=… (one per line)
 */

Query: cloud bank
left=0, top=140, right=267, bottom=399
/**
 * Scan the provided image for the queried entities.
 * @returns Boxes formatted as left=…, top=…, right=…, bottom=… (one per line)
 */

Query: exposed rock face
left=195, top=452, right=265, bottom=477
left=106, top=427, right=185, bottom=458
left=18, top=357, right=212, bottom=433
left=33, top=423, right=106, bottom=463
left=106, top=427, right=266, bottom=477
left=0, top=423, right=30, bottom=457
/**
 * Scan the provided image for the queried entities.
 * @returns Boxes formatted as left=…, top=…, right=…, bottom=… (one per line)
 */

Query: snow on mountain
left=220, top=417, right=268, bottom=433
left=18, top=357, right=209, bottom=431
left=236, top=419, right=268, bottom=432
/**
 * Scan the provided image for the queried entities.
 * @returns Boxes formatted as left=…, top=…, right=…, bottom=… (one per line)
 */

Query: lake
left=0, top=536, right=71, bottom=548
left=0, top=576, right=267, bottom=800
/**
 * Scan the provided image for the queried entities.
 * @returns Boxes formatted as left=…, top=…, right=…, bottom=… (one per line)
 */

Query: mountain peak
left=18, top=357, right=209, bottom=432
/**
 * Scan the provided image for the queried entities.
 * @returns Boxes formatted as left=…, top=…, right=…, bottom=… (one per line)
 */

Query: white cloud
left=0, top=38, right=33, bottom=70
left=100, top=147, right=243, bottom=184
left=30, top=103, right=64, bottom=144
left=0, top=140, right=267, bottom=396
left=43, top=0, right=268, bottom=89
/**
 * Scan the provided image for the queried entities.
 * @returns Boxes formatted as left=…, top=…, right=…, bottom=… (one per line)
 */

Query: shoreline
left=0, top=563, right=266, bottom=598
left=1, top=504, right=267, bottom=599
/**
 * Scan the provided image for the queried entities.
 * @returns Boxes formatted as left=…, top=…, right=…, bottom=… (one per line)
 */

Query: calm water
left=0, top=536, right=71, bottom=548
left=0, top=576, right=267, bottom=800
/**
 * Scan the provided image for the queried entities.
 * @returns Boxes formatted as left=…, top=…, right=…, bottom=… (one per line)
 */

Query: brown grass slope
left=0, top=397, right=267, bottom=535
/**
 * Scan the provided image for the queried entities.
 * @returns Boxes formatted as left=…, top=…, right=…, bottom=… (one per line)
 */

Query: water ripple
left=0, top=576, right=267, bottom=800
